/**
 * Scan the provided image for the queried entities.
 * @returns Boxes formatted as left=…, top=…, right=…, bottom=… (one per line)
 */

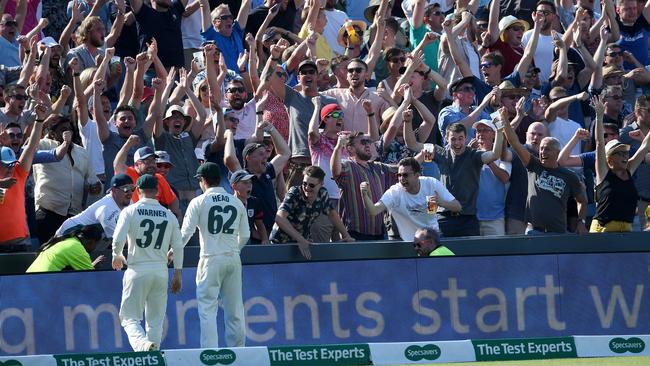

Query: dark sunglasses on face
left=480, top=62, right=494, bottom=69
left=0, top=20, right=17, bottom=27
left=359, top=139, right=372, bottom=145
left=299, top=69, right=317, bottom=75
left=526, top=71, right=539, bottom=77
left=226, top=87, right=245, bottom=93
left=327, top=111, right=344, bottom=119
left=7, top=132, right=23, bottom=139
left=302, top=181, right=318, bottom=188
left=432, top=11, right=442, bottom=16
left=476, top=22, right=488, bottom=29
left=607, top=51, right=622, bottom=57
left=603, top=133, right=619, bottom=138
left=215, top=14, right=233, bottom=21
left=389, top=57, right=406, bottom=63
left=536, top=9, right=553, bottom=16
left=347, top=67, right=364, bottom=74
left=11, top=94, right=27, bottom=101
left=508, top=25, right=525, bottom=32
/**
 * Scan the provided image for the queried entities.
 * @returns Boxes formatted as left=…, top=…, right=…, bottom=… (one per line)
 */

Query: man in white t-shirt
left=56, top=174, right=134, bottom=240
left=521, top=0, right=561, bottom=81
left=360, top=157, right=461, bottom=241
left=323, top=0, right=349, bottom=55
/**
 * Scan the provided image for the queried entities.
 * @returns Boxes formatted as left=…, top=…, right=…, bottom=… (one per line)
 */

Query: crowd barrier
left=1, top=334, right=649, bottom=365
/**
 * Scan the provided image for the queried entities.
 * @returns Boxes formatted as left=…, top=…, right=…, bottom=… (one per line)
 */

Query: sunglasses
left=526, top=71, right=540, bottom=77
left=607, top=51, right=622, bottom=57
left=11, top=94, right=27, bottom=101
left=302, top=181, right=318, bottom=188
left=347, top=67, right=364, bottom=74
left=6, top=132, right=23, bottom=139
left=299, top=68, right=317, bottom=75
left=226, top=87, right=245, bottom=93
left=480, top=62, right=495, bottom=69
left=359, top=139, right=372, bottom=145
left=603, top=133, right=619, bottom=138
left=389, top=57, right=406, bottom=63
left=536, top=9, right=553, bottom=16
left=0, top=21, right=17, bottom=27
left=118, top=185, right=135, bottom=193
left=327, top=111, right=344, bottom=119
left=476, top=22, right=488, bottom=29
left=275, top=71, right=287, bottom=78
left=215, top=14, right=233, bottom=21
left=508, top=25, right=525, bottom=32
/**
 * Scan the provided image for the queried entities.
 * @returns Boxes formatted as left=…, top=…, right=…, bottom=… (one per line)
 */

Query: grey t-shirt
left=102, top=129, right=149, bottom=189
left=154, top=131, right=200, bottom=191
left=620, top=122, right=650, bottom=199
left=0, top=109, right=36, bottom=130
left=65, top=45, right=104, bottom=71
left=284, top=86, right=335, bottom=158
left=525, top=156, right=583, bottom=233
left=433, top=145, right=484, bottom=215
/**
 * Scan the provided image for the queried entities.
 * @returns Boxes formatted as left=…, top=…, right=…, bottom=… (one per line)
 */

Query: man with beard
left=200, top=0, right=252, bottom=73
left=65, top=16, right=106, bottom=72
left=0, top=14, right=20, bottom=67
left=114, top=142, right=182, bottom=222
left=246, top=0, right=299, bottom=37
left=0, top=85, right=36, bottom=130
left=131, top=0, right=190, bottom=68
left=331, top=131, right=397, bottom=240
left=322, top=58, right=388, bottom=134
left=361, top=157, right=460, bottom=241
left=56, top=174, right=134, bottom=240
left=521, top=0, right=560, bottom=81
left=503, top=113, right=588, bottom=234
left=40, top=37, right=67, bottom=100
left=32, top=117, right=102, bottom=243
left=224, top=79, right=257, bottom=140
left=505, top=121, right=548, bottom=234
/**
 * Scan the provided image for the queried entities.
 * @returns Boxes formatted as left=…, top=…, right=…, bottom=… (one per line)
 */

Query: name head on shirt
left=212, top=194, right=230, bottom=203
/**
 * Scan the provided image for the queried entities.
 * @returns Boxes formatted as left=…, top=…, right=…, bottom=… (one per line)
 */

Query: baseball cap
left=320, top=104, right=341, bottom=121
left=136, top=174, right=158, bottom=190
left=0, top=146, right=18, bottom=166
left=229, top=169, right=254, bottom=185
left=110, top=173, right=133, bottom=188
left=134, top=146, right=158, bottom=162
left=194, top=162, right=221, bottom=179
left=39, top=36, right=61, bottom=49
left=155, top=151, right=173, bottom=165
left=604, top=139, right=630, bottom=156
left=242, top=143, right=265, bottom=159
left=141, top=86, right=154, bottom=103
left=472, top=119, right=497, bottom=132
left=298, top=59, right=317, bottom=73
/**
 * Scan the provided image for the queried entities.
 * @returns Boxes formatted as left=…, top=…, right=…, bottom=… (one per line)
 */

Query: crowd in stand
left=1, top=0, right=650, bottom=260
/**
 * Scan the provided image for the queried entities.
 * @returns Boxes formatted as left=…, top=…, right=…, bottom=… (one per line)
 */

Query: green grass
left=390, top=356, right=650, bottom=365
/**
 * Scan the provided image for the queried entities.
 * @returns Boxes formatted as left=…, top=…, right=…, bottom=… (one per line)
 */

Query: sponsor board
left=267, top=344, right=370, bottom=366
left=164, top=347, right=270, bottom=366
left=368, top=340, right=475, bottom=364
left=53, top=352, right=164, bottom=366
left=472, top=337, right=576, bottom=361
left=575, top=335, right=650, bottom=357
left=0, top=356, right=55, bottom=366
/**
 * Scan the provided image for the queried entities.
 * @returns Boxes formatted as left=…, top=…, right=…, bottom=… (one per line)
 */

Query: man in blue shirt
left=0, top=15, right=20, bottom=68
left=199, top=0, right=252, bottom=74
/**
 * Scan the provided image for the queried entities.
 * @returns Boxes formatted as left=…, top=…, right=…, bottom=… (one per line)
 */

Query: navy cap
left=110, top=174, right=133, bottom=188
left=134, top=146, right=158, bottom=162
left=229, top=169, right=254, bottom=185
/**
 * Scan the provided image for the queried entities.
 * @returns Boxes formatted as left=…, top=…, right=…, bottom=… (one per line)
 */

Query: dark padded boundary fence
left=1, top=232, right=648, bottom=275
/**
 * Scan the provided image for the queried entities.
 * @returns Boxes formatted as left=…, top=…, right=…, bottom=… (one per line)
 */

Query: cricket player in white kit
left=181, top=162, right=250, bottom=348
left=112, top=174, right=184, bottom=351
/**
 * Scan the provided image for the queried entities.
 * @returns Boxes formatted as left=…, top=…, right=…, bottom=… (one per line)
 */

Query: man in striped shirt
left=331, top=132, right=397, bottom=240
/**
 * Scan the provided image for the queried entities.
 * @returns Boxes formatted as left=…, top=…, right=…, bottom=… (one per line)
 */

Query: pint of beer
left=426, top=195, right=437, bottom=214
left=423, top=143, right=434, bottom=162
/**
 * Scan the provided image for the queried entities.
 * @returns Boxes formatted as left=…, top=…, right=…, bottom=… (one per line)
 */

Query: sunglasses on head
left=327, top=111, right=344, bottom=119
left=347, top=67, right=364, bottom=74
left=226, top=86, right=245, bottom=93
left=302, top=181, right=318, bottom=188
left=11, top=94, right=27, bottom=101
left=389, top=56, right=406, bottom=63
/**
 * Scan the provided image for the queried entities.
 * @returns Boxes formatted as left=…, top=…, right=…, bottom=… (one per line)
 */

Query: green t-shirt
left=26, top=238, right=94, bottom=273
left=429, top=245, right=455, bottom=256
left=409, top=24, right=440, bottom=72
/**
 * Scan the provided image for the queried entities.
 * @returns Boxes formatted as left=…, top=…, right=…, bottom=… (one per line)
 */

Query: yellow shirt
left=298, top=22, right=334, bottom=61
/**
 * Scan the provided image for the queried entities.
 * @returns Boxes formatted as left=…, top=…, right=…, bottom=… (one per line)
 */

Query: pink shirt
left=321, top=88, right=388, bottom=134
left=310, top=134, right=347, bottom=199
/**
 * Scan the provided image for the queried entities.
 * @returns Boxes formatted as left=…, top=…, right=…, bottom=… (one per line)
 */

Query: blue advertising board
left=0, top=253, right=648, bottom=355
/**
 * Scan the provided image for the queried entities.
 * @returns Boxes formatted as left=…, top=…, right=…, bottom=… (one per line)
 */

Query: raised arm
left=589, top=24, right=610, bottom=92
left=268, top=123, right=290, bottom=174
left=359, top=181, right=387, bottom=217
left=486, top=0, right=500, bottom=46
left=147, top=77, right=165, bottom=139
left=516, top=12, right=543, bottom=75
left=19, top=105, right=48, bottom=173
left=411, top=0, right=427, bottom=29
left=308, top=96, right=322, bottom=145
left=402, top=109, right=422, bottom=152
left=456, top=87, right=497, bottom=130
left=545, top=91, right=588, bottom=122
left=118, top=57, right=136, bottom=107
left=365, top=3, right=388, bottom=76
left=443, top=17, right=473, bottom=78
left=481, top=108, right=506, bottom=164
left=130, top=0, right=144, bottom=14
left=114, top=135, right=141, bottom=175
left=129, top=52, right=152, bottom=111
left=14, top=0, right=27, bottom=36
left=199, top=0, right=211, bottom=33
left=628, top=126, right=650, bottom=175
left=93, top=79, right=111, bottom=143
left=223, top=128, right=242, bottom=172
left=551, top=31, right=568, bottom=86
left=502, top=108, right=531, bottom=166
left=592, top=96, right=608, bottom=185
left=236, top=0, right=252, bottom=29
left=558, top=128, right=590, bottom=167
left=411, top=98, right=437, bottom=142
left=331, top=134, right=346, bottom=178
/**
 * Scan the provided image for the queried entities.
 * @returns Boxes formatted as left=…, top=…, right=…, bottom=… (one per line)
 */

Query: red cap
left=141, top=87, right=154, bottom=102
left=320, top=104, right=340, bottom=121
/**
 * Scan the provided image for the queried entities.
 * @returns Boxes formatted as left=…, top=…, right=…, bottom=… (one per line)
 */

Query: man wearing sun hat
left=484, top=0, right=531, bottom=77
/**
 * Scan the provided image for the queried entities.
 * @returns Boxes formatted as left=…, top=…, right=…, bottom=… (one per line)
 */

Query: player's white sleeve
left=237, top=202, right=250, bottom=249
left=112, top=208, right=130, bottom=258
left=180, top=197, right=200, bottom=246
left=169, top=215, right=184, bottom=270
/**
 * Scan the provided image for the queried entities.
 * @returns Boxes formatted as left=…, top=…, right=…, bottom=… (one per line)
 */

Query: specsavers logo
left=609, top=337, right=645, bottom=354
left=200, top=349, right=236, bottom=365
left=404, top=344, right=441, bottom=361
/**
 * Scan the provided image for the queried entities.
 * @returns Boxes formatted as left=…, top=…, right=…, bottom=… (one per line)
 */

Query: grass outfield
left=392, top=356, right=650, bottom=365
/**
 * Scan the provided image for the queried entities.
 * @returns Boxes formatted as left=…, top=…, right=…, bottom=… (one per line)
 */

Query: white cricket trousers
left=119, top=266, right=168, bottom=351
left=196, top=254, right=245, bottom=348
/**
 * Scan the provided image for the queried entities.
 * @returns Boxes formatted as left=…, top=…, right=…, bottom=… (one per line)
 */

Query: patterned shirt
left=336, top=159, right=395, bottom=236
left=310, top=134, right=346, bottom=199
left=271, top=186, right=332, bottom=243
